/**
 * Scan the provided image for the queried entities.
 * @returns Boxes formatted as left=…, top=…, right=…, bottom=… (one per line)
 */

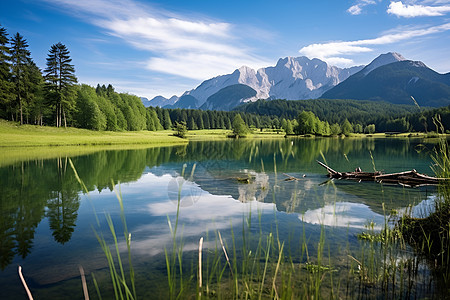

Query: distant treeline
left=1, top=80, right=280, bottom=131
left=235, top=99, right=450, bottom=133
left=80, top=84, right=282, bottom=131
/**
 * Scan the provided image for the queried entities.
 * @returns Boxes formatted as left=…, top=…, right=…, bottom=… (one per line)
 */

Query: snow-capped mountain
left=147, top=56, right=363, bottom=110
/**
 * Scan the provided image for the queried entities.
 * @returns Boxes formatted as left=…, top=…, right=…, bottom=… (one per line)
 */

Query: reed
left=70, top=159, right=136, bottom=300
left=397, top=116, right=449, bottom=276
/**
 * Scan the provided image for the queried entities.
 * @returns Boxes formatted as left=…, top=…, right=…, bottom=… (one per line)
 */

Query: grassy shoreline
left=2, top=119, right=446, bottom=147
left=0, top=120, right=188, bottom=147
left=1, top=120, right=447, bottom=167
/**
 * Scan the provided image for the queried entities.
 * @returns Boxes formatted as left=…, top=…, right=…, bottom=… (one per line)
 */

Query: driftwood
left=283, top=173, right=306, bottom=181
left=317, top=160, right=448, bottom=187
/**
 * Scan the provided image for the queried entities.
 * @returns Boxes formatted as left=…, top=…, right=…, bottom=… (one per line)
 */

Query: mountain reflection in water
left=0, top=137, right=439, bottom=298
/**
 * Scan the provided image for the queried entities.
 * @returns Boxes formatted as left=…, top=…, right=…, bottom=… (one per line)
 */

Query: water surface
left=0, top=137, right=439, bottom=298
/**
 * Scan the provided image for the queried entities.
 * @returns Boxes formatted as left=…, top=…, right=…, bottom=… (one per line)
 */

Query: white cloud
left=348, top=5, right=363, bottom=15
left=299, top=23, right=450, bottom=65
left=347, top=0, right=377, bottom=15
left=40, top=0, right=271, bottom=81
left=387, top=1, right=450, bottom=17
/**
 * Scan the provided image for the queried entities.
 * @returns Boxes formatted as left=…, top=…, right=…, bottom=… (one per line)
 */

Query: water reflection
left=302, top=202, right=385, bottom=230
left=0, top=138, right=437, bottom=274
left=129, top=172, right=276, bottom=257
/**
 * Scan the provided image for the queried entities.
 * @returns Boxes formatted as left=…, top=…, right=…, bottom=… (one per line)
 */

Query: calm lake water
left=0, top=138, right=441, bottom=299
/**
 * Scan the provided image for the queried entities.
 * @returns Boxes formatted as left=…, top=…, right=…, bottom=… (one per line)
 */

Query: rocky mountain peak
left=362, top=52, right=406, bottom=76
left=146, top=55, right=364, bottom=109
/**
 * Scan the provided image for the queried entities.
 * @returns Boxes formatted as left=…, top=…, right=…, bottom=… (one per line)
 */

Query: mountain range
left=144, top=52, right=450, bottom=110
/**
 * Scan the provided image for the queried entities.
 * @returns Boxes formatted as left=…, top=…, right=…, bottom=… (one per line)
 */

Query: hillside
left=234, top=99, right=424, bottom=125
left=200, top=84, right=257, bottom=111
left=322, top=60, right=450, bottom=107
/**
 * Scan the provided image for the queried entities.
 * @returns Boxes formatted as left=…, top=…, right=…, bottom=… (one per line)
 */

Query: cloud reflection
left=301, top=202, right=385, bottom=230
left=115, top=171, right=276, bottom=256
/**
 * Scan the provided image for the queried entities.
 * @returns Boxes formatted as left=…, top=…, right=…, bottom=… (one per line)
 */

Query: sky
left=1, top=0, right=450, bottom=99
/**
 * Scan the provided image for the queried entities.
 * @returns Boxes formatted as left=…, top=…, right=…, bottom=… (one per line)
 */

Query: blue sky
left=1, top=0, right=449, bottom=99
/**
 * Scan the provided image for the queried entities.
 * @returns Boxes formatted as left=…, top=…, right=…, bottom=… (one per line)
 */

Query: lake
left=0, top=137, right=442, bottom=299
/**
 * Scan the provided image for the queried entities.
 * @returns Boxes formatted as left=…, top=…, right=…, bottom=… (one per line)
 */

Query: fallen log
left=316, top=160, right=449, bottom=187
left=283, top=173, right=306, bottom=181
left=283, top=173, right=300, bottom=181
left=316, top=161, right=342, bottom=177
left=316, top=160, right=381, bottom=180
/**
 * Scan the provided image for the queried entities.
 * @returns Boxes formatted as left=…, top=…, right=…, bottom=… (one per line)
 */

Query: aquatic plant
left=399, top=117, right=449, bottom=264
left=70, top=158, right=136, bottom=300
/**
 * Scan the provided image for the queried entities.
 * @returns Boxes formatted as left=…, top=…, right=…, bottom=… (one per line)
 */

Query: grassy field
left=4, top=120, right=444, bottom=147
left=0, top=120, right=289, bottom=146
left=0, top=120, right=189, bottom=147
left=185, top=128, right=286, bottom=140
left=0, top=120, right=189, bottom=166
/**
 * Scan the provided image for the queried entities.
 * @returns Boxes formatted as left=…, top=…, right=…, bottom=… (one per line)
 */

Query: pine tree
left=146, top=108, right=162, bottom=131
left=163, top=110, right=172, bottom=129
left=203, top=113, right=210, bottom=129
left=225, top=117, right=232, bottom=130
left=0, top=25, right=14, bottom=120
left=174, top=121, right=187, bottom=138
left=24, top=61, right=43, bottom=125
left=10, top=33, right=33, bottom=124
left=188, top=116, right=197, bottom=130
left=44, top=42, right=77, bottom=128
left=195, top=111, right=204, bottom=129
left=146, top=110, right=156, bottom=131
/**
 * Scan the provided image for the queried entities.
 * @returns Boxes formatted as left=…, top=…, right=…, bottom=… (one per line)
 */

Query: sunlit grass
left=0, top=119, right=188, bottom=147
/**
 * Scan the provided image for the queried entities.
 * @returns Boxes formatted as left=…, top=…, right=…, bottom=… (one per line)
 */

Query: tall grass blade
left=18, top=266, right=33, bottom=300
left=218, top=231, right=233, bottom=278
left=259, top=233, right=272, bottom=300
left=198, top=237, right=203, bottom=298
left=92, top=273, right=102, bottom=300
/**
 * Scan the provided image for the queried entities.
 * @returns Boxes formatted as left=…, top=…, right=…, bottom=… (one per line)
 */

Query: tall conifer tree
left=10, top=33, right=33, bottom=124
left=44, top=42, right=77, bottom=127
left=0, top=25, right=13, bottom=120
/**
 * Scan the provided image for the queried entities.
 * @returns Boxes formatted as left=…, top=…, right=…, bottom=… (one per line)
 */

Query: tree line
left=236, top=99, right=450, bottom=133
left=0, top=24, right=79, bottom=127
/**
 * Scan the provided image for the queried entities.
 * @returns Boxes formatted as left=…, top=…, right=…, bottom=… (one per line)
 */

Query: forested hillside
left=322, top=60, right=450, bottom=107
left=235, top=99, right=419, bottom=123
left=235, top=99, right=450, bottom=132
